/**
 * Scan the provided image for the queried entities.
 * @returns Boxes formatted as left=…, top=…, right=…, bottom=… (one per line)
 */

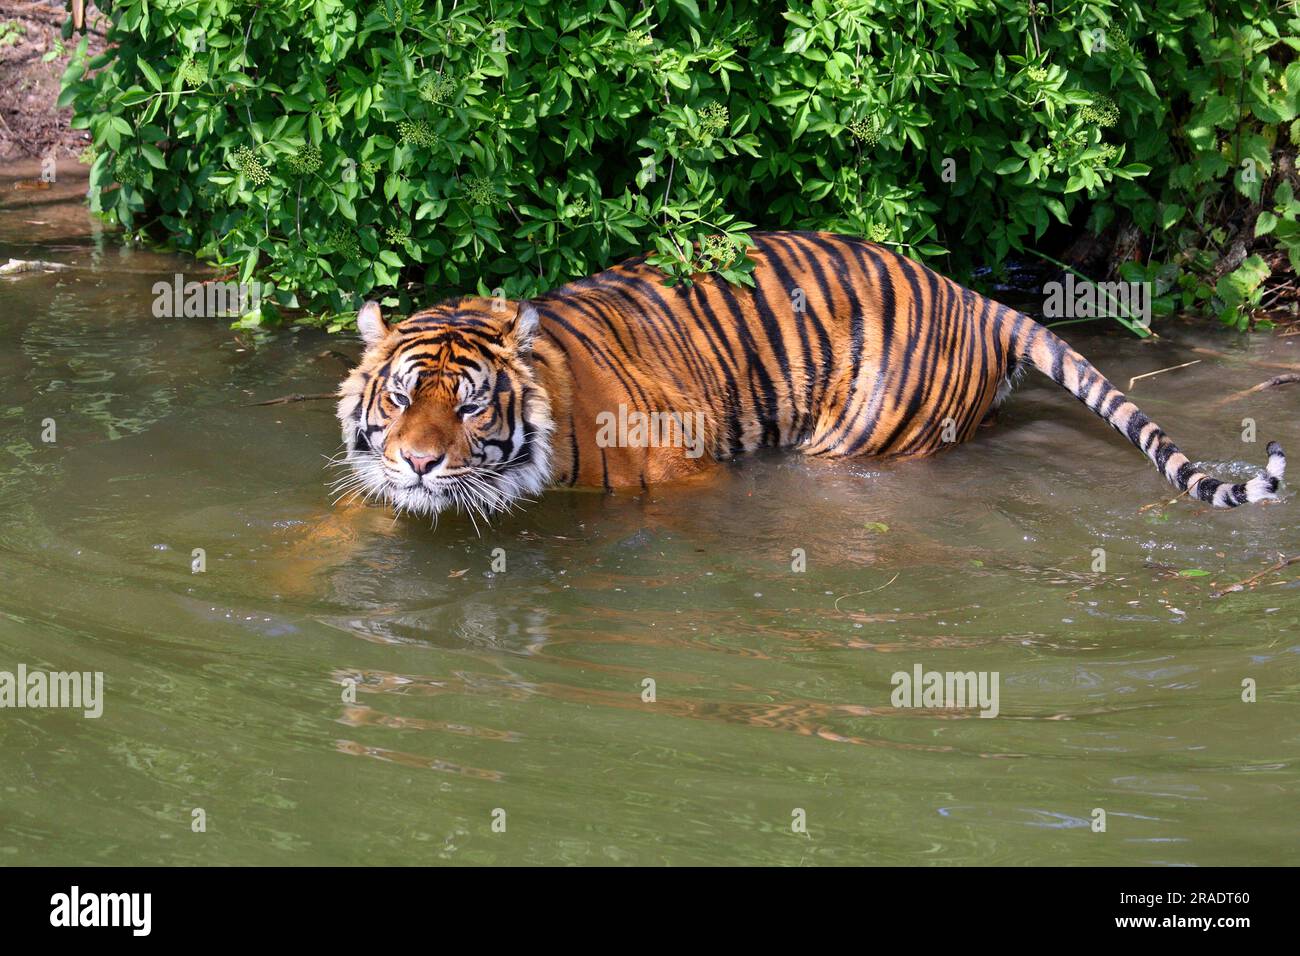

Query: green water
left=2, top=164, right=1298, bottom=866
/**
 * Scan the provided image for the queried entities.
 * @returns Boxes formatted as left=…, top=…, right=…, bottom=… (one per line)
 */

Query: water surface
left=2, top=163, right=1297, bottom=865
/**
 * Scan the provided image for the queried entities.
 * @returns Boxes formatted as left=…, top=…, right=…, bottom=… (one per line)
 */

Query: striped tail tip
left=1200, top=441, right=1286, bottom=507
left=1256, top=440, right=1287, bottom=496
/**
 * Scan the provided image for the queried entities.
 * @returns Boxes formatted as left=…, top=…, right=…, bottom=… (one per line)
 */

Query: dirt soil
left=0, top=1, right=105, bottom=161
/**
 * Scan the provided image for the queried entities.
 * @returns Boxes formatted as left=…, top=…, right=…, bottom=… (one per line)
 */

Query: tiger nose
left=402, top=450, right=444, bottom=476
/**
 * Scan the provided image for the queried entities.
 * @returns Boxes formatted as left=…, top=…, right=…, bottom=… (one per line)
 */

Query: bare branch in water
left=1211, top=554, right=1300, bottom=598
left=243, top=393, right=337, bottom=407
left=1213, top=373, right=1300, bottom=407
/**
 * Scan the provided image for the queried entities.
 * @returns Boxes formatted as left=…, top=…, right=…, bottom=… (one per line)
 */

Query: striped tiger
left=335, top=230, right=1285, bottom=520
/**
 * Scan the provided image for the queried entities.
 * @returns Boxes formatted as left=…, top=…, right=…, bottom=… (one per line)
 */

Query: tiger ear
left=356, top=300, right=389, bottom=347
left=506, top=301, right=540, bottom=353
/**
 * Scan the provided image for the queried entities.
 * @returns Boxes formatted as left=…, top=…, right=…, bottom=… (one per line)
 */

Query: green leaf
left=137, top=60, right=162, bottom=92
left=116, top=88, right=152, bottom=108
left=140, top=143, right=167, bottom=169
left=671, top=0, right=701, bottom=26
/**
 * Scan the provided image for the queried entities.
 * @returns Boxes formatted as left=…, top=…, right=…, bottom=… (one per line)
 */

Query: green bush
left=61, top=0, right=1299, bottom=331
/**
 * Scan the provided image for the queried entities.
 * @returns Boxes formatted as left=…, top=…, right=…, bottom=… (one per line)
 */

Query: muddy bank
left=0, top=1, right=103, bottom=160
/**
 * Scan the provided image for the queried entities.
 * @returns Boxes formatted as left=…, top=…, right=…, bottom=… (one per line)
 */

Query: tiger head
left=335, top=298, right=554, bottom=520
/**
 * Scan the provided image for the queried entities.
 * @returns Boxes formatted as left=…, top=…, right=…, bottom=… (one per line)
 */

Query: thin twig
left=1138, top=490, right=1188, bottom=513
left=1259, top=277, right=1296, bottom=308
left=1213, top=373, right=1300, bottom=407
left=243, top=392, right=336, bottom=407
left=1211, top=555, right=1300, bottom=598
left=1188, top=346, right=1300, bottom=372
left=833, top=573, right=901, bottom=612
left=1127, top=360, right=1200, bottom=392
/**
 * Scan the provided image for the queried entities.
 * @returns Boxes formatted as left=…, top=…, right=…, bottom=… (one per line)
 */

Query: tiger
left=334, top=230, right=1286, bottom=521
